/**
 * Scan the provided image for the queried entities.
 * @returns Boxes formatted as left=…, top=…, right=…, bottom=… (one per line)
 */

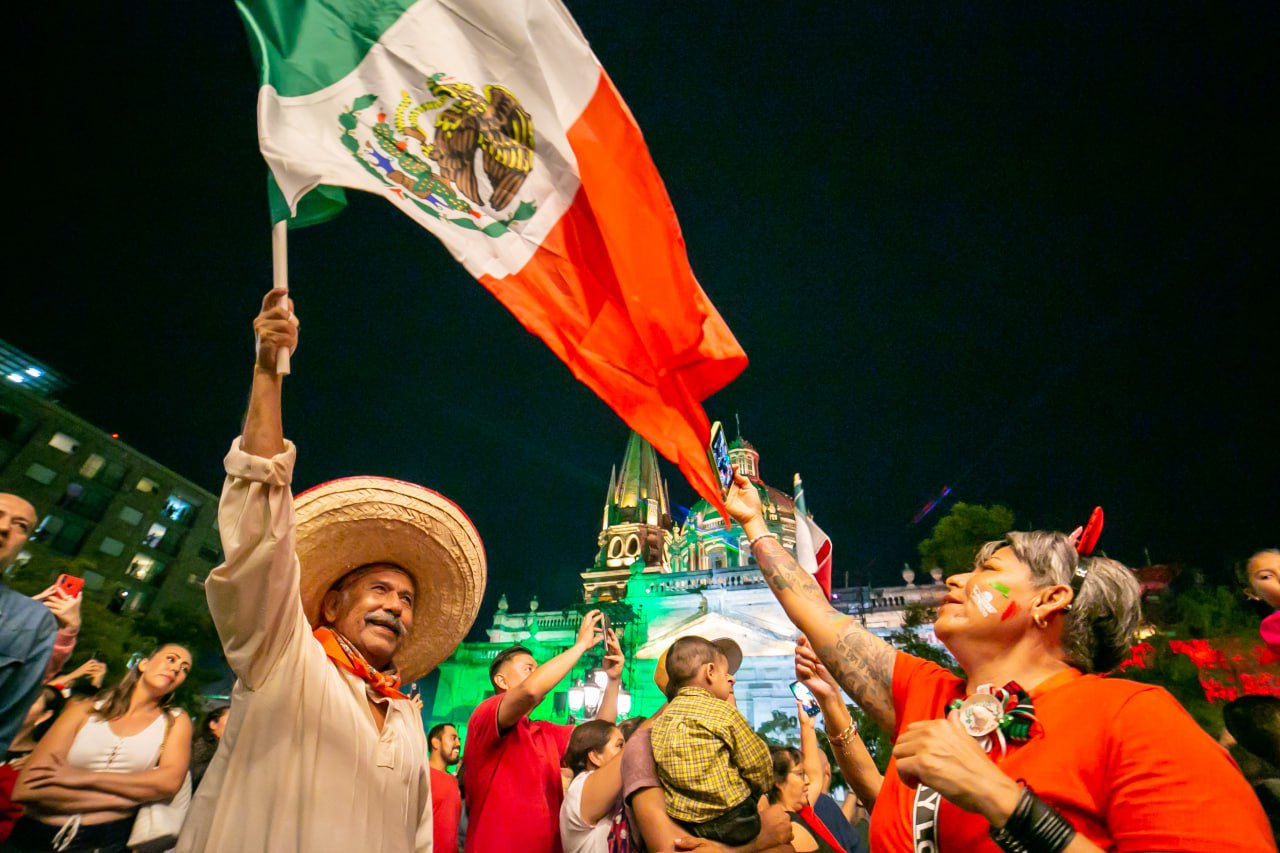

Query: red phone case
left=56, top=574, right=84, bottom=597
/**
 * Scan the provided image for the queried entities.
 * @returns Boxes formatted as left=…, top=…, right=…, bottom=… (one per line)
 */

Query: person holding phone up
left=1, top=493, right=80, bottom=755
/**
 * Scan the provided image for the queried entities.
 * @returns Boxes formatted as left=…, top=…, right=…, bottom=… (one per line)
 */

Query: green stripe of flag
left=235, top=0, right=418, bottom=98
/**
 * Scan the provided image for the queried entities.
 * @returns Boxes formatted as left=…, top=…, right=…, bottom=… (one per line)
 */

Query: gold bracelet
left=828, top=720, right=857, bottom=746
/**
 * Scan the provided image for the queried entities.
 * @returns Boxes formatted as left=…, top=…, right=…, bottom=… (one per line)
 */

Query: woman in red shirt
left=726, top=476, right=1275, bottom=853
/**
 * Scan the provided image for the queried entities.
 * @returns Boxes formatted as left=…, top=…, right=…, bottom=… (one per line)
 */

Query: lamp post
left=568, top=668, right=631, bottom=721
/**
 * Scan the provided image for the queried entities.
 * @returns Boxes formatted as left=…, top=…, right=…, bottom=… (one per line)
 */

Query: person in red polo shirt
left=429, top=723, right=463, bottom=853
left=462, top=611, right=623, bottom=853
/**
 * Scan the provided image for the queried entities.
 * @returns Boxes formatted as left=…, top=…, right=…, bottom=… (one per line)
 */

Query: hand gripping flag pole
left=271, top=220, right=291, bottom=375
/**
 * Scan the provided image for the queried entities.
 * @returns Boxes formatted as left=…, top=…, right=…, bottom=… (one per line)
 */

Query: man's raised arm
left=496, top=610, right=604, bottom=730
left=724, top=469, right=898, bottom=731
left=204, top=289, right=303, bottom=690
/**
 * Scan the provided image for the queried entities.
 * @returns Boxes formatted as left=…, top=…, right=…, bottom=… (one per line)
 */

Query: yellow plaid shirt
left=650, top=686, right=774, bottom=823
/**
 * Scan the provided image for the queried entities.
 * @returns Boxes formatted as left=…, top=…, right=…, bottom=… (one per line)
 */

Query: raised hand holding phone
left=791, top=680, right=822, bottom=718
left=706, top=421, right=734, bottom=498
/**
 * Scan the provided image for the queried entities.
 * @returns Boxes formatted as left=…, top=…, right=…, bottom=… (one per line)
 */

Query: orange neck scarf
left=313, top=626, right=407, bottom=700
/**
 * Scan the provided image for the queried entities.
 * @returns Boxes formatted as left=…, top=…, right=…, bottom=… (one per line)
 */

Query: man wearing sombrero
left=178, top=290, right=485, bottom=852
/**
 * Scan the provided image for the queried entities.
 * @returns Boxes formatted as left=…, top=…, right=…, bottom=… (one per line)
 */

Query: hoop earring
left=1033, top=612, right=1048, bottom=629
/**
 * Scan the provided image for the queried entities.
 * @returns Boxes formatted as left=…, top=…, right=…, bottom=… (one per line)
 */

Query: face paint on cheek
left=970, top=586, right=998, bottom=618
left=1000, top=601, right=1018, bottom=621
left=989, top=581, right=1011, bottom=599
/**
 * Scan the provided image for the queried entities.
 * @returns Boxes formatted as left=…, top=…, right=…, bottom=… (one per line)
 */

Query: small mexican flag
left=235, top=0, right=747, bottom=510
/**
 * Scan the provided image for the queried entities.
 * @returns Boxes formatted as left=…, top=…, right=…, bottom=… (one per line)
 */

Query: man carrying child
left=650, top=636, right=773, bottom=845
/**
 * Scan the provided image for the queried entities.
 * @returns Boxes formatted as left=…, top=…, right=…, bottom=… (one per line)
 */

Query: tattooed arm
left=725, top=468, right=899, bottom=731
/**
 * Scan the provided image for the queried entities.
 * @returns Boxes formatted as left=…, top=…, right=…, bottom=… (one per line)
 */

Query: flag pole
left=271, top=220, right=291, bottom=375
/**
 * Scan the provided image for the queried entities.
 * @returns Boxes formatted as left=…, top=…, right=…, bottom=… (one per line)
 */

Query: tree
left=917, top=502, right=1015, bottom=577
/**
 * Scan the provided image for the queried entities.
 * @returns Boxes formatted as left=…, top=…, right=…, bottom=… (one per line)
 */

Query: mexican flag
left=793, top=473, right=832, bottom=598
left=235, top=0, right=747, bottom=510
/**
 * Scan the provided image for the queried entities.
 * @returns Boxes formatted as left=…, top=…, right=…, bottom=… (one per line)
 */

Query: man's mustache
left=365, top=611, right=407, bottom=637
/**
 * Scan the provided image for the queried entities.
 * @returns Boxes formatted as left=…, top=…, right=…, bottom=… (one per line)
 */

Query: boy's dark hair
left=563, top=719, right=617, bottom=775
left=428, top=722, right=455, bottom=749
left=664, top=636, right=726, bottom=695
left=1224, top=694, right=1280, bottom=767
left=489, top=645, right=533, bottom=688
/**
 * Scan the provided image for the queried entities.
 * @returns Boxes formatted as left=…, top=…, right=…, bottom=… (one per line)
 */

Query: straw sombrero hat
left=654, top=636, right=743, bottom=698
left=294, top=476, right=486, bottom=683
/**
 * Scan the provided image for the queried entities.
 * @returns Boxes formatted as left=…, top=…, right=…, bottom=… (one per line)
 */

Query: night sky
left=7, top=2, right=1277, bottom=638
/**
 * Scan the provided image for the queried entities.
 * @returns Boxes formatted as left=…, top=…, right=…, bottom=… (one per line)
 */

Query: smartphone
left=707, top=421, right=733, bottom=498
left=55, top=574, right=84, bottom=598
left=599, top=612, right=612, bottom=642
left=791, top=680, right=821, bottom=717
left=406, top=683, right=420, bottom=700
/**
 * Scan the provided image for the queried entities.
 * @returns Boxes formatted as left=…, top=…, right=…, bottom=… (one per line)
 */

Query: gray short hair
left=975, top=531, right=1142, bottom=674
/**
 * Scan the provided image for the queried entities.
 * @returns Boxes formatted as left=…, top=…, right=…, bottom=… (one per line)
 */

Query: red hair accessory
left=1065, top=507, right=1103, bottom=610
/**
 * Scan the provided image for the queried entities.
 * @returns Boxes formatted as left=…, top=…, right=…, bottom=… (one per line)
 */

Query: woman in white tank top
left=9, top=644, right=194, bottom=852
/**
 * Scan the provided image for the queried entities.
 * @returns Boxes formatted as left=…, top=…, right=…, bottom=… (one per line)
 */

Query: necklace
left=947, top=681, right=1037, bottom=757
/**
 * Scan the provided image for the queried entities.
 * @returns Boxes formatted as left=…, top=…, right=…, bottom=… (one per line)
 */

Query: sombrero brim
left=654, top=636, right=744, bottom=698
left=294, top=476, right=486, bottom=683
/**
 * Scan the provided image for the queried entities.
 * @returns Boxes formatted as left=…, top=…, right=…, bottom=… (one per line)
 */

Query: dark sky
left=6, top=2, right=1277, bottom=638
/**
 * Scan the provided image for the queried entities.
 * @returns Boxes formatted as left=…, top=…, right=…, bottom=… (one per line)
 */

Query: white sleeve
left=204, top=437, right=307, bottom=690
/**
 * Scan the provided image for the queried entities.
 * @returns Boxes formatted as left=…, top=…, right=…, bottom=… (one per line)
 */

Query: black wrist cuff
left=988, top=783, right=1077, bottom=853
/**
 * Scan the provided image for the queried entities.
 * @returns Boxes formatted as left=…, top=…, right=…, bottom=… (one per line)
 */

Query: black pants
left=2, top=816, right=133, bottom=852
left=680, top=796, right=761, bottom=847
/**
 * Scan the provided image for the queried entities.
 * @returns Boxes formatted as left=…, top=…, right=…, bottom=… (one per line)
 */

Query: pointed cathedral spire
left=608, top=431, right=668, bottom=523
left=602, top=464, right=617, bottom=530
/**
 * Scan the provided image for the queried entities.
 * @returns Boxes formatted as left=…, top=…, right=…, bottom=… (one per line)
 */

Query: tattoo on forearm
left=754, top=539, right=826, bottom=602
left=817, top=621, right=896, bottom=730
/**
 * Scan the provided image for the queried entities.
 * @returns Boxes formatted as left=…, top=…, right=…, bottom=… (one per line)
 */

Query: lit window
left=6, top=373, right=24, bottom=384
left=118, top=506, right=144, bottom=526
left=163, top=495, right=194, bottom=525
left=142, top=523, right=167, bottom=549
left=98, top=537, right=125, bottom=557
left=80, top=454, right=105, bottom=478
left=24, top=463, right=57, bottom=485
left=24, top=367, right=42, bottom=378
left=136, top=478, right=159, bottom=494
left=33, top=515, right=65, bottom=539
left=48, top=432, right=80, bottom=454
left=127, top=554, right=160, bottom=582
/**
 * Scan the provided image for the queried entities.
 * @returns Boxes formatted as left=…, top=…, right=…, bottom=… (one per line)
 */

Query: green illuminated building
left=426, top=429, right=863, bottom=739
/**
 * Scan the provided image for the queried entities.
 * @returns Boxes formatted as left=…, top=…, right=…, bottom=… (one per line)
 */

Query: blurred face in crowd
left=588, top=727, right=625, bottom=771
left=140, top=645, right=193, bottom=696
left=322, top=565, right=416, bottom=670
left=775, top=755, right=809, bottom=811
left=209, top=708, right=230, bottom=740
left=493, top=652, right=537, bottom=693
left=432, top=724, right=461, bottom=766
left=1246, top=551, right=1280, bottom=609
left=0, top=493, right=36, bottom=569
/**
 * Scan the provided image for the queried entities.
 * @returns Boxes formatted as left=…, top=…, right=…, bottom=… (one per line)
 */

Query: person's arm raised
left=796, top=637, right=883, bottom=808
left=594, top=628, right=625, bottom=724
left=496, top=610, right=603, bottom=731
left=725, top=469, right=897, bottom=731
left=241, top=288, right=296, bottom=458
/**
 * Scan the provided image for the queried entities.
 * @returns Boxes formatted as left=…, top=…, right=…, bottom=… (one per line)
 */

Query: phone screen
left=790, top=680, right=821, bottom=717
left=708, top=421, right=733, bottom=497
left=600, top=612, right=611, bottom=641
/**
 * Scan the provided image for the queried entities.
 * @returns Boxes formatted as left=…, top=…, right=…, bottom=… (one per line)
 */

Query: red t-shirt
left=462, top=693, right=575, bottom=853
left=431, top=766, right=461, bottom=853
left=870, top=652, right=1276, bottom=852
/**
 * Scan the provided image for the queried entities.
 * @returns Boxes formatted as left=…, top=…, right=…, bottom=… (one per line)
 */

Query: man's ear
left=321, top=589, right=343, bottom=624
left=493, top=671, right=508, bottom=692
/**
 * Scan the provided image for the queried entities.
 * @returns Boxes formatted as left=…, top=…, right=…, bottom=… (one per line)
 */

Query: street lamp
left=568, top=680, right=585, bottom=713
left=618, top=688, right=632, bottom=717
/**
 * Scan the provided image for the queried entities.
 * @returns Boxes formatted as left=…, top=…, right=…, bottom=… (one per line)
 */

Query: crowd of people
left=0, top=291, right=1277, bottom=852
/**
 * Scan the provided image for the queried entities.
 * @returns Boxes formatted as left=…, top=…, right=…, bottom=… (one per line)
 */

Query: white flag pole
left=271, top=220, right=291, bottom=375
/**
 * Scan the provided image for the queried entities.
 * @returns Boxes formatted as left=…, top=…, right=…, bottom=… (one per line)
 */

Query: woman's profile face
left=209, top=709, right=229, bottom=739
left=590, top=727, right=625, bottom=770
left=934, top=546, right=1039, bottom=648
left=775, top=758, right=808, bottom=811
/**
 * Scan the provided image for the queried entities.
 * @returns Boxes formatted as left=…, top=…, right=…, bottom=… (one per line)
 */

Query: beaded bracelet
left=988, top=783, right=1076, bottom=853
left=748, top=532, right=778, bottom=547
left=828, top=720, right=858, bottom=746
